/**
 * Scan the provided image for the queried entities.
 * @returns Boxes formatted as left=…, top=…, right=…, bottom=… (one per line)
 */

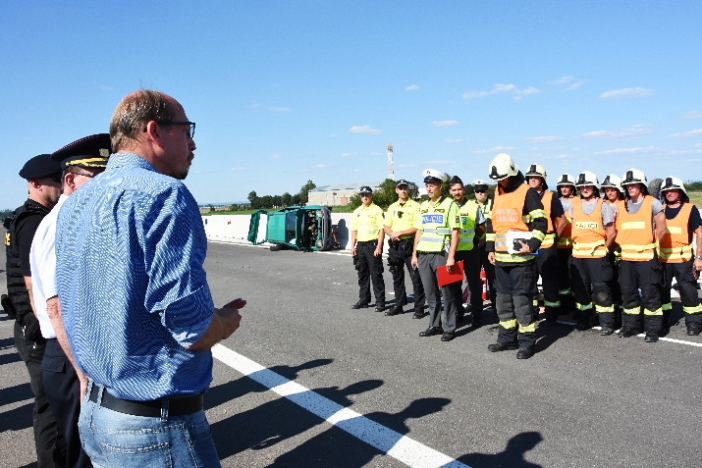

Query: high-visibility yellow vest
left=660, top=203, right=693, bottom=263
left=416, top=196, right=458, bottom=252
left=385, top=199, right=420, bottom=239
left=616, top=195, right=657, bottom=261
left=351, top=203, right=384, bottom=242
left=572, top=198, right=607, bottom=259
left=457, top=199, right=479, bottom=252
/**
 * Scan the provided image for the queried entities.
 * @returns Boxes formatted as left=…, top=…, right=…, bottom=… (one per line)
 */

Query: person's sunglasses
left=156, top=121, right=196, bottom=139
left=474, top=190, right=486, bottom=193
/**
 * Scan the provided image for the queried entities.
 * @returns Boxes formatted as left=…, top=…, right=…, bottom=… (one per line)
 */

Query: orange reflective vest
left=660, top=203, right=693, bottom=263
left=572, top=198, right=607, bottom=258
left=540, top=190, right=555, bottom=248
left=557, top=198, right=573, bottom=249
left=615, top=196, right=656, bottom=261
left=492, top=184, right=535, bottom=262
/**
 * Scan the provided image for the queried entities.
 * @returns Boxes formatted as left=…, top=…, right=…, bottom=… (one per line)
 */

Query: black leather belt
left=89, top=385, right=203, bottom=417
left=356, top=240, right=376, bottom=245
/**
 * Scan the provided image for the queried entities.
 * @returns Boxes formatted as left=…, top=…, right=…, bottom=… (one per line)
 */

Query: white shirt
left=29, top=195, right=66, bottom=339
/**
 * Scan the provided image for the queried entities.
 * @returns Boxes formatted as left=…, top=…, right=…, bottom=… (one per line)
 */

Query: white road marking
left=212, top=344, right=470, bottom=468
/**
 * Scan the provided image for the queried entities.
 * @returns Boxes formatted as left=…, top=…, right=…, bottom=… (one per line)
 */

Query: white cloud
left=599, top=87, right=653, bottom=99
left=548, top=76, right=587, bottom=91
left=593, top=146, right=663, bottom=155
left=405, top=84, right=419, bottom=91
left=681, top=111, right=702, bottom=120
left=463, top=83, right=539, bottom=100
left=317, top=164, right=328, bottom=168
left=566, top=80, right=587, bottom=90
left=269, top=106, right=291, bottom=112
left=432, top=120, right=459, bottom=127
left=231, top=167, right=245, bottom=171
left=583, top=124, right=653, bottom=138
left=341, top=152, right=357, bottom=157
left=524, top=136, right=565, bottom=142
left=471, top=145, right=516, bottom=155
left=349, top=125, right=382, bottom=135
left=270, top=154, right=281, bottom=160
left=669, top=128, right=702, bottom=138
left=444, top=138, right=461, bottom=143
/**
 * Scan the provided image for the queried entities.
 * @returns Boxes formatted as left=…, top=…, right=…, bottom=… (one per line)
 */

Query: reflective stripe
left=500, top=319, right=518, bottom=330
left=662, top=302, right=673, bottom=311
left=529, top=209, right=546, bottom=219
left=616, top=196, right=655, bottom=261
left=623, top=307, right=641, bottom=315
left=557, top=237, right=573, bottom=248
left=518, top=322, right=537, bottom=334
left=659, top=244, right=693, bottom=262
left=683, top=304, right=702, bottom=314
left=643, top=307, right=663, bottom=316
left=558, top=289, right=571, bottom=296
left=532, top=299, right=539, bottom=307
left=544, top=300, right=560, bottom=308
left=572, top=239, right=607, bottom=258
left=595, top=305, right=615, bottom=313
left=575, top=302, right=593, bottom=311
left=423, top=227, right=452, bottom=235
left=486, top=233, right=497, bottom=242
left=540, top=232, right=555, bottom=248
left=531, top=230, right=546, bottom=242
left=419, top=236, right=445, bottom=244
left=494, top=252, right=535, bottom=263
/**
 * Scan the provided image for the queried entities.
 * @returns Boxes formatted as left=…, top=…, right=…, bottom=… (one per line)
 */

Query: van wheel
left=269, top=245, right=283, bottom=251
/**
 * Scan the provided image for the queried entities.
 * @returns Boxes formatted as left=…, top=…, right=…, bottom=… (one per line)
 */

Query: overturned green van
left=247, top=205, right=338, bottom=251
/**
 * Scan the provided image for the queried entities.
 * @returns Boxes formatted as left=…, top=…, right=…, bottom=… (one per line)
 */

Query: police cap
left=51, top=133, right=112, bottom=170
left=395, top=179, right=410, bottom=189
left=423, top=168, right=447, bottom=184
left=19, top=154, right=62, bottom=180
left=359, top=186, right=373, bottom=195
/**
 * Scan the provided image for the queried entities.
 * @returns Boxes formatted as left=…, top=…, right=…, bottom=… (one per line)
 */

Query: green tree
left=281, top=192, right=292, bottom=206
left=348, top=179, right=421, bottom=210
left=247, top=190, right=260, bottom=209
left=298, top=179, right=316, bottom=204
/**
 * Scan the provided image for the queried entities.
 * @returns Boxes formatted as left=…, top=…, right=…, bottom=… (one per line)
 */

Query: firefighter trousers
left=569, top=256, right=615, bottom=328
left=535, top=244, right=560, bottom=321
left=495, top=261, right=538, bottom=349
left=618, top=258, right=664, bottom=332
left=661, top=259, right=702, bottom=328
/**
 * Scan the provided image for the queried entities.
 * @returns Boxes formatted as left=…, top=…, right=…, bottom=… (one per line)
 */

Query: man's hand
left=488, top=252, right=496, bottom=265
left=187, top=298, right=246, bottom=351
left=79, top=374, right=88, bottom=406
left=389, top=231, right=401, bottom=242
left=373, top=245, right=382, bottom=257
left=411, top=254, right=419, bottom=269
left=445, top=256, right=455, bottom=273
left=351, top=246, right=357, bottom=257
left=516, top=240, right=532, bottom=255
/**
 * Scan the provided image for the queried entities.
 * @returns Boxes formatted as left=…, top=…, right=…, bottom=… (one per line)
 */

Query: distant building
left=307, top=182, right=381, bottom=206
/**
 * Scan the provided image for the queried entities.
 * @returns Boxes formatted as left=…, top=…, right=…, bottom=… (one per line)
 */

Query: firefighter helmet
left=601, top=174, right=623, bottom=192
left=660, top=176, right=687, bottom=195
left=525, top=163, right=547, bottom=179
left=488, top=153, right=519, bottom=181
left=621, top=168, right=648, bottom=187
left=575, top=171, right=600, bottom=189
left=556, top=173, right=576, bottom=187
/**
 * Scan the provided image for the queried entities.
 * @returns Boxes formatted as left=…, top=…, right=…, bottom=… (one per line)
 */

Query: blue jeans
left=78, top=383, right=221, bottom=468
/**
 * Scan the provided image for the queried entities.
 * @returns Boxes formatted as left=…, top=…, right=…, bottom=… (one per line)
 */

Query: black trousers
left=557, top=248, right=573, bottom=309
left=14, top=322, right=66, bottom=468
left=355, top=241, right=385, bottom=306
left=661, top=260, right=702, bottom=328
left=618, top=258, right=665, bottom=332
left=535, top=244, right=560, bottom=320
left=387, top=239, right=424, bottom=309
left=455, top=249, right=483, bottom=318
left=569, top=256, right=615, bottom=328
left=478, top=245, right=496, bottom=305
left=495, top=261, right=538, bottom=349
left=42, top=339, right=92, bottom=468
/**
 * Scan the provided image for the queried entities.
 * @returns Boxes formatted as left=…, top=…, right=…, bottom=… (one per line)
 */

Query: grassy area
left=687, top=191, right=702, bottom=207
left=201, top=205, right=357, bottom=216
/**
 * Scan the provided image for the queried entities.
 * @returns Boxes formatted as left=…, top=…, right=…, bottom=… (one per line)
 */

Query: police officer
left=473, top=179, right=497, bottom=310
left=411, top=169, right=461, bottom=342
left=30, top=134, right=111, bottom=468
left=4, top=154, right=65, bottom=467
left=615, top=168, right=667, bottom=342
left=384, top=179, right=425, bottom=317
left=350, top=186, right=386, bottom=311
left=569, top=171, right=617, bottom=333
left=658, top=176, right=702, bottom=336
left=524, top=164, right=566, bottom=326
left=556, top=173, right=577, bottom=316
left=449, top=176, right=486, bottom=326
left=485, top=154, right=547, bottom=359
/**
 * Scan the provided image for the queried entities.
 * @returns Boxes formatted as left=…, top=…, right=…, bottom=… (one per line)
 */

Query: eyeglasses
left=156, top=121, right=196, bottom=139
left=474, top=190, right=486, bottom=193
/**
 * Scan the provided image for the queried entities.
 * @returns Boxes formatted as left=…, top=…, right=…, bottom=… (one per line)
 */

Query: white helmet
left=488, top=153, right=519, bottom=181
left=556, top=173, right=576, bottom=187
left=660, top=176, right=687, bottom=195
left=525, top=163, right=547, bottom=179
left=472, top=179, right=489, bottom=192
left=601, top=174, right=623, bottom=192
left=621, top=168, right=648, bottom=187
left=422, top=168, right=447, bottom=184
left=575, top=171, right=600, bottom=189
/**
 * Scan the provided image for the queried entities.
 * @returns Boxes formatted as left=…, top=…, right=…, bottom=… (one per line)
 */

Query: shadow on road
left=452, top=431, right=544, bottom=468
left=0, top=402, right=33, bottom=433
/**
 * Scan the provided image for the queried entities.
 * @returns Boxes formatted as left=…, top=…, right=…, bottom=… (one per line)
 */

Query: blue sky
left=2, top=1, right=701, bottom=209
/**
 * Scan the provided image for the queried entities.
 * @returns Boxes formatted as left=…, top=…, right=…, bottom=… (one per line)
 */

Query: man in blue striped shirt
left=56, top=90, right=245, bottom=467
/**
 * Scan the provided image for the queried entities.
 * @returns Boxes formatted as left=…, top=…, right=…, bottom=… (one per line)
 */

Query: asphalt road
left=1, top=239, right=701, bottom=468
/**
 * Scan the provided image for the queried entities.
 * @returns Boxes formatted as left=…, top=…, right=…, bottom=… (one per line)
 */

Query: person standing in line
left=524, top=164, right=566, bottom=326
left=350, top=186, right=386, bottom=312
left=411, top=169, right=462, bottom=342
left=555, top=173, right=577, bottom=317
left=485, top=154, right=547, bottom=359
left=658, top=177, right=702, bottom=336
left=55, top=90, right=245, bottom=467
left=448, top=176, right=486, bottom=326
left=384, top=180, right=425, bottom=318
left=569, top=171, right=617, bottom=333
left=4, top=154, right=65, bottom=467
left=30, top=134, right=111, bottom=468
left=615, top=168, right=667, bottom=343
left=473, top=179, right=497, bottom=311
left=601, top=174, right=626, bottom=326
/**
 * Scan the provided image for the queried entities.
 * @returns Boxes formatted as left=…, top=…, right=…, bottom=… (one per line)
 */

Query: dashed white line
left=212, top=344, right=470, bottom=468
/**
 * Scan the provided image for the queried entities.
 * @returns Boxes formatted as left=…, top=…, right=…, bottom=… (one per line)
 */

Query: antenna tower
left=387, top=143, right=394, bottom=180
